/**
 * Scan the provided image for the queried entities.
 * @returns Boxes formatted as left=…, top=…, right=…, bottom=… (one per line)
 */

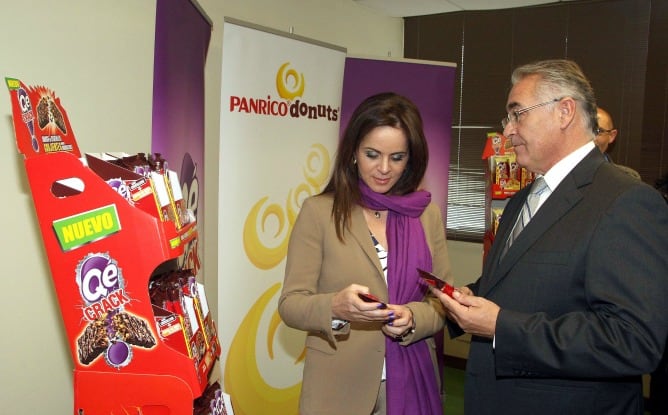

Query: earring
left=353, top=158, right=357, bottom=165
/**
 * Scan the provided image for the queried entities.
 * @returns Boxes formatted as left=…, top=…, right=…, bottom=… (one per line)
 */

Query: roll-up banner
left=341, top=55, right=457, bottom=389
left=151, top=0, right=211, bottom=277
left=218, top=18, right=346, bottom=415
left=341, top=56, right=457, bottom=223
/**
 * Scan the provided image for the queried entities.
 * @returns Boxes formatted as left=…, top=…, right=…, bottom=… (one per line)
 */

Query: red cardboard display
left=481, top=132, right=535, bottom=263
left=7, top=77, right=219, bottom=414
left=5, top=77, right=80, bottom=159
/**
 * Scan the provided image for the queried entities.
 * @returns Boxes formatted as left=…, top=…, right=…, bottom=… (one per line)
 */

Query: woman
left=278, top=92, right=452, bottom=415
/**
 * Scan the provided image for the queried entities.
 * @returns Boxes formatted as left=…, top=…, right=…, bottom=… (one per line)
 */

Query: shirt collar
left=541, top=141, right=595, bottom=191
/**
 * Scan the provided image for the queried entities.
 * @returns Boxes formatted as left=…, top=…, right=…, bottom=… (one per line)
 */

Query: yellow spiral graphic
left=231, top=144, right=331, bottom=412
left=303, top=143, right=331, bottom=191
left=243, top=144, right=330, bottom=270
left=275, top=62, right=305, bottom=101
left=243, top=198, right=290, bottom=270
left=224, top=283, right=302, bottom=415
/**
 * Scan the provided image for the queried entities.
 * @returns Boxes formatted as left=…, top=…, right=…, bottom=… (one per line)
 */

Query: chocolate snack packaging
left=494, top=156, right=510, bottom=187
left=492, top=208, right=504, bottom=235
left=86, top=152, right=191, bottom=231
left=194, top=381, right=234, bottom=415
left=358, top=292, right=388, bottom=309
left=505, top=153, right=521, bottom=191
left=417, top=268, right=456, bottom=298
left=522, top=167, right=536, bottom=188
left=149, top=269, right=220, bottom=374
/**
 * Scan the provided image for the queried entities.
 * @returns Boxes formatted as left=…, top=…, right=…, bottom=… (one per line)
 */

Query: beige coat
left=278, top=193, right=452, bottom=415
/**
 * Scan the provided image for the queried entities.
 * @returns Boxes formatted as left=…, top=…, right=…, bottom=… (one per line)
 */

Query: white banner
left=218, top=18, right=346, bottom=415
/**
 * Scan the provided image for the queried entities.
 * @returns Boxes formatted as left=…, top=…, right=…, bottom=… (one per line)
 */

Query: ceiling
left=354, top=0, right=579, bottom=17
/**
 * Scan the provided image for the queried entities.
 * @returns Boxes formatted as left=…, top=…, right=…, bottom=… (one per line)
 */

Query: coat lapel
left=348, top=205, right=386, bottom=279
left=480, top=149, right=604, bottom=296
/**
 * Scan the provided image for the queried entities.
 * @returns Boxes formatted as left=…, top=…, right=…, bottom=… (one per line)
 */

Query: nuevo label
left=53, top=204, right=121, bottom=251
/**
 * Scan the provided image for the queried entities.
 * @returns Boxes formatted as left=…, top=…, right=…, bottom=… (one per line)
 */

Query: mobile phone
left=358, top=292, right=388, bottom=309
left=417, top=268, right=455, bottom=298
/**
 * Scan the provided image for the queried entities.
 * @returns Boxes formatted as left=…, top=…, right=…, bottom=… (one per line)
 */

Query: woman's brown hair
left=322, top=92, right=429, bottom=241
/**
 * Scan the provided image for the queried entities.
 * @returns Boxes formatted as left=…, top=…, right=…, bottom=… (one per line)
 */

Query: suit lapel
left=482, top=189, right=524, bottom=283
left=480, top=149, right=604, bottom=296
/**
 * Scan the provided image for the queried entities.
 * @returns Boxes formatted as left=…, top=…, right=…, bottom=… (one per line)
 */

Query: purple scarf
left=360, top=181, right=442, bottom=415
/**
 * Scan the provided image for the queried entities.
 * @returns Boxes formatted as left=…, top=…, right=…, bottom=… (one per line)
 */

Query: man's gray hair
left=511, top=59, right=597, bottom=134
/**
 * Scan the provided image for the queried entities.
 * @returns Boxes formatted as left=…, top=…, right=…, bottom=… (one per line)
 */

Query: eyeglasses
left=596, top=127, right=615, bottom=135
left=501, top=98, right=562, bottom=129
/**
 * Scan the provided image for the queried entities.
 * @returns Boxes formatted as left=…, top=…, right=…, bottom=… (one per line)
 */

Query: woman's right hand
left=331, top=284, right=394, bottom=323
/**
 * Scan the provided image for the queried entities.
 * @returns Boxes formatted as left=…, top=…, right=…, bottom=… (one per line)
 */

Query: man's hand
left=430, top=286, right=500, bottom=338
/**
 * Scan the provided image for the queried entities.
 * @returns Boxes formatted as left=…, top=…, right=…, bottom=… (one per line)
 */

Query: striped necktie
left=505, top=176, right=549, bottom=251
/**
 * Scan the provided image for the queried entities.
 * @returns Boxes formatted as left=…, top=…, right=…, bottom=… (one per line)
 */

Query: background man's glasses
left=501, top=97, right=561, bottom=129
left=596, top=127, right=615, bottom=135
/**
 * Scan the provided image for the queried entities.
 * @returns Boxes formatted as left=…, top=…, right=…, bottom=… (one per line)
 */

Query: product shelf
left=8, top=76, right=221, bottom=415
left=23, top=150, right=211, bottom=413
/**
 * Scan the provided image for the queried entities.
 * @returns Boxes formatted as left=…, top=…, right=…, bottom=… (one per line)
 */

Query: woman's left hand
left=381, top=304, right=414, bottom=339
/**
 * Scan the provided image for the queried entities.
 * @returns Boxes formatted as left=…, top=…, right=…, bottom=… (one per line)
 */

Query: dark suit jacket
left=279, top=193, right=451, bottom=415
left=464, top=149, right=668, bottom=415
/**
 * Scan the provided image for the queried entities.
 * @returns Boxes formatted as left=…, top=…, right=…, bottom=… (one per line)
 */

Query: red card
left=358, top=292, right=387, bottom=309
left=417, top=268, right=455, bottom=298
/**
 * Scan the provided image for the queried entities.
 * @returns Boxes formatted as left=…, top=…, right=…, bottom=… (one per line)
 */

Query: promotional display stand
left=481, top=132, right=535, bottom=262
left=7, top=78, right=222, bottom=414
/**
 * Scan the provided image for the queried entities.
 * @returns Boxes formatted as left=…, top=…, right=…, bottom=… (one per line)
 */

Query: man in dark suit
left=432, top=59, right=668, bottom=415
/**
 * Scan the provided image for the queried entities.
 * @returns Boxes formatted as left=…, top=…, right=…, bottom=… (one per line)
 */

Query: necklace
left=365, top=207, right=383, bottom=220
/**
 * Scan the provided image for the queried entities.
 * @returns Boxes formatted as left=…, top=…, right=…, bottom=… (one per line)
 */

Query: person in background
left=279, top=92, right=451, bottom=415
left=595, top=107, right=641, bottom=179
left=431, top=59, right=668, bottom=415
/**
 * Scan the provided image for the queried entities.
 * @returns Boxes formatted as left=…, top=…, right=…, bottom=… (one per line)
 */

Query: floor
left=442, top=365, right=465, bottom=414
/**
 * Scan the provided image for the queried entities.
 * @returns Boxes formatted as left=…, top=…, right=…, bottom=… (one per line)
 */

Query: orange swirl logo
left=275, top=62, right=305, bottom=101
